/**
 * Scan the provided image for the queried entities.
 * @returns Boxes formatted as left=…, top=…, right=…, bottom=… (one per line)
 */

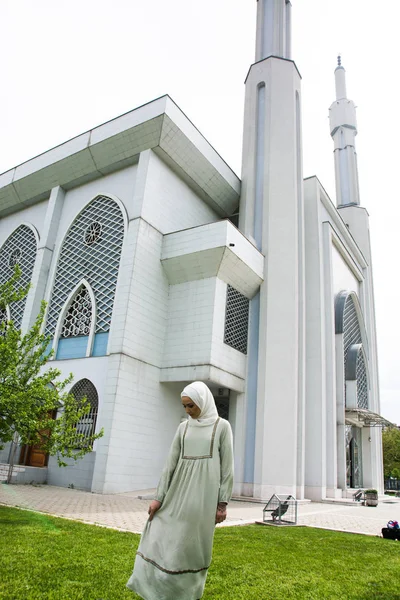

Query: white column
left=107, top=150, right=152, bottom=354
left=322, top=224, right=339, bottom=498
left=240, top=55, right=304, bottom=499
left=336, top=337, right=347, bottom=491
left=21, top=186, right=65, bottom=332
left=302, top=180, right=328, bottom=501
left=256, top=0, right=290, bottom=61
left=229, top=391, right=247, bottom=497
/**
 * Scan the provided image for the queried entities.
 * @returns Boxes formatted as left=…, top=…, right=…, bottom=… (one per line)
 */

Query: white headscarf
left=181, top=381, right=219, bottom=427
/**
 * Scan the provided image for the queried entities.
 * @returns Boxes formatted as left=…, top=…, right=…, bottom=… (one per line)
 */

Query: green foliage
left=0, top=268, right=103, bottom=466
left=1, top=507, right=400, bottom=600
left=382, top=427, right=400, bottom=479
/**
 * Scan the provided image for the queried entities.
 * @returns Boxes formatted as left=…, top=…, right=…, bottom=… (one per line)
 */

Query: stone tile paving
left=0, top=483, right=149, bottom=533
left=1, top=483, right=400, bottom=537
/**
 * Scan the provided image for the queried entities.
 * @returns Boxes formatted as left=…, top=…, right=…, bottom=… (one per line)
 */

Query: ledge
left=161, top=220, right=264, bottom=299
left=0, top=96, right=240, bottom=218
left=160, top=365, right=245, bottom=393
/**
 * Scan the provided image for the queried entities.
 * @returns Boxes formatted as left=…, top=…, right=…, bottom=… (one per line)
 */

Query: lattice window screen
left=0, top=225, right=37, bottom=328
left=215, top=397, right=230, bottom=420
left=224, top=285, right=249, bottom=354
left=356, top=350, right=369, bottom=409
left=0, top=306, right=7, bottom=335
left=46, top=196, right=124, bottom=335
left=69, top=379, right=99, bottom=446
left=61, top=286, right=92, bottom=338
left=342, top=294, right=368, bottom=409
left=343, top=296, right=362, bottom=364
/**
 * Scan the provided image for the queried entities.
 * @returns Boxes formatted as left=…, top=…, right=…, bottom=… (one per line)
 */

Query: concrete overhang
left=160, top=365, right=246, bottom=393
left=0, top=96, right=241, bottom=218
left=161, top=220, right=264, bottom=299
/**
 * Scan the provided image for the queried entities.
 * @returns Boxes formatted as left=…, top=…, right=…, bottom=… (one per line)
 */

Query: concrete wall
left=163, top=278, right=216, bottom=368
left=331, top=244, right=360, bottom=296
left=92, top=353, right=185, bottom=494
left=140, top=150, right=219, bottom=233
left=47, top=454, right=96, bottom=491
left=0, top=200, right=47, bottom=245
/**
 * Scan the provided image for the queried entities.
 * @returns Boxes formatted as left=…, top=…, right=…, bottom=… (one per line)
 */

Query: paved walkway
left=1, top=483, right=400, bottom=536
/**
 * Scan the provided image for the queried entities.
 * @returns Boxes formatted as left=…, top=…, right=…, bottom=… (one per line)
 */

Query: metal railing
left=385, top=479, right=400, bottom=491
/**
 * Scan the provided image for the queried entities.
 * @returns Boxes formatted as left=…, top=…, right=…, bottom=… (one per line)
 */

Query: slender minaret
left=329, top=57, right=360, bottom=207
left=329, top=59, right=383, bottom=491
left=239, top=0, right=305, bottom=499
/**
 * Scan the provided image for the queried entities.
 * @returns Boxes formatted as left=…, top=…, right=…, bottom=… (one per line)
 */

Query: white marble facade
left=0, top=1, right=384, bottom=499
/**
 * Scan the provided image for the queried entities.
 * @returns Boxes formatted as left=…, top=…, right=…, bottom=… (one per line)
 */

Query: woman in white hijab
left=127, top=381, right=234, bottom=600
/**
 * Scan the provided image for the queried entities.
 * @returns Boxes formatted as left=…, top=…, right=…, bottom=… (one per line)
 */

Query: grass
left=1, top=506, right=399, bottom=599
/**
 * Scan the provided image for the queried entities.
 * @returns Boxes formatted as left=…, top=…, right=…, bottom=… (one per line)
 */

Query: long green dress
left=127, top=416, right=234, bottom=600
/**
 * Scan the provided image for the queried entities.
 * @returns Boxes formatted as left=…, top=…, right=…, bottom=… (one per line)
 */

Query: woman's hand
left=215, top=502, right=227, bottom=524
left=148, top=500, right=162, bottom=521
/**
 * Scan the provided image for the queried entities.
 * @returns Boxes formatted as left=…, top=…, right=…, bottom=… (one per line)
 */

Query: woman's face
left=181, top=396, right=201, bottom=419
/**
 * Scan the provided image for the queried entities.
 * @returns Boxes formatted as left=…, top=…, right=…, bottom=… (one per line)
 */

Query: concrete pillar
left=22, top=186, right=65, bottom=333
left=240, top=56, right=304, bottom=499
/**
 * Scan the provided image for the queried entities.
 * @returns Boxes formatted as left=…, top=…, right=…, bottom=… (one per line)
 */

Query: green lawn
left=0, top=505, right=399, bottom=599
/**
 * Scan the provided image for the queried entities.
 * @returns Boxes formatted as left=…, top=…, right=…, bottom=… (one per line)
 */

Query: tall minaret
left=255, top=0, right=292, bottom=60
left=329, top=57, right=360, bottom=207
left=239, top=0, right=305, bottom=499
left=329, top=59, right=382, bottom=491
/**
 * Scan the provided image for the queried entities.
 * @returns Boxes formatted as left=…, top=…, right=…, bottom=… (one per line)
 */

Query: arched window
left=345, top=344, right=369, bottom=410
left=335, top=291, right=370, bottom=409
left=61, top=285, right=92, bottom=338
left=69, top=379, right=99, bottom=447
left=0, top=224, right=38, bottom=328
left=55, top=282, right=95, bottom=359
left=46, top=195, right=125, bottom=358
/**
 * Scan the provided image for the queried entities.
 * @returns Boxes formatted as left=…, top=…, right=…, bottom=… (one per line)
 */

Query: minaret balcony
left=329, top=99, right=357, bottom=136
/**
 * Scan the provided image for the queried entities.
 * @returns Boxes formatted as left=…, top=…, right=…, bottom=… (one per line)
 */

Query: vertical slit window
left=254, top=83, right=266, bottom=250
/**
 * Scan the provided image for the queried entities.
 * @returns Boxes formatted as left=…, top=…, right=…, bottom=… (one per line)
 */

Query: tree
left=0, top=268, right=103, bottom=482
left=382, top=427, right=400, bottom=479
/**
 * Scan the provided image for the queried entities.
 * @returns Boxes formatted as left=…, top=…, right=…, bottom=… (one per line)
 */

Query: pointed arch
left=45, top=195, right=126, bottom=350
left=335, top=290, right=369, bottom=354
left=335, top=290, right=370, bottom=409
left=0, top=223, right=38, bottom=328
left=53, top=279, right=96, bottom=359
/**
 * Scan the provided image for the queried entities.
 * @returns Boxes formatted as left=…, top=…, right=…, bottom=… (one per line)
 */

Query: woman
left=127, top=381, right=234, bottom=600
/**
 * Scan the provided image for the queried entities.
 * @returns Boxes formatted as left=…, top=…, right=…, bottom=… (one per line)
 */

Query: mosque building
left=0, top=0, right=386, bottom=500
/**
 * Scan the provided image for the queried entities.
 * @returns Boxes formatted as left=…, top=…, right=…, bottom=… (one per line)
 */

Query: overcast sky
left=1, top=1, right=399, bottom=423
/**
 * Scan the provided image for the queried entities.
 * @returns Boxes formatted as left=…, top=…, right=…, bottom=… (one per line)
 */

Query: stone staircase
left=0, top=463, right=48, bottom=485
left=0, top=463, right=26, bottom=482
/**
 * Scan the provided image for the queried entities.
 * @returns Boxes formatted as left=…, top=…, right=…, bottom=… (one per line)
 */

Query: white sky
left=1, top=0, right=399, bottom=423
